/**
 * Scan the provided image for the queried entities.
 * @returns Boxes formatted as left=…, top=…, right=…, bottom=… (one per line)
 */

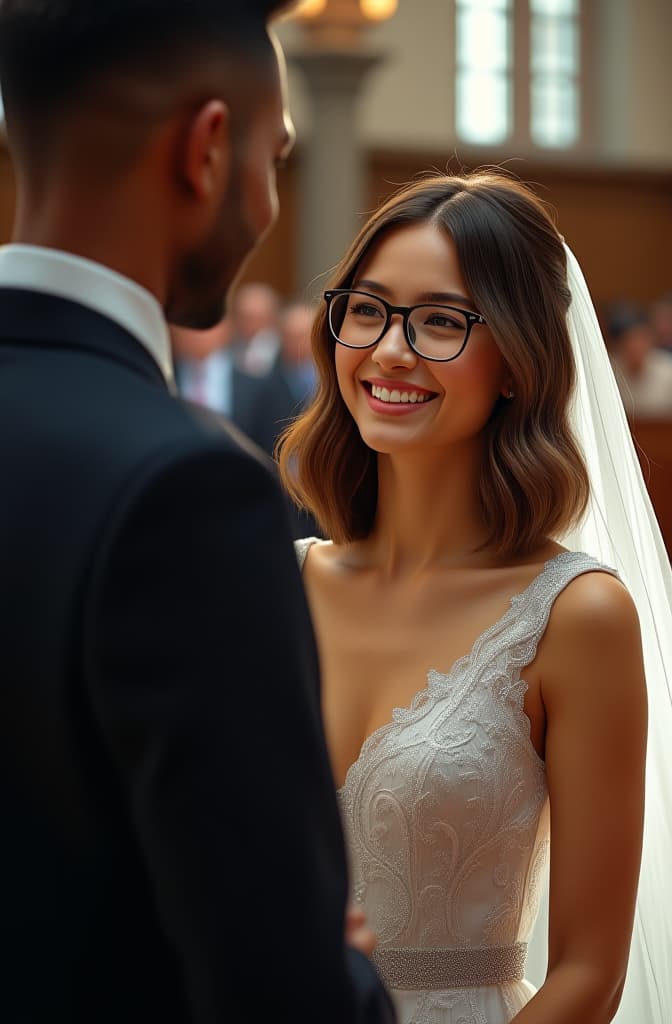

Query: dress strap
left=294, top=536, right=322, bottom=573
left=514, top=550, right=618, bottom=649
left=460, top=550, right=620, bottom=691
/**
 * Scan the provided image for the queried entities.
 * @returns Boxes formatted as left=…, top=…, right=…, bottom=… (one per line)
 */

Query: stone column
left=290, top=51, right=383, bottom=298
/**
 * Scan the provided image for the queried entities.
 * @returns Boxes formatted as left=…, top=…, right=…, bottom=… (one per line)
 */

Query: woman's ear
left=178, top=99, right=231, bottom=205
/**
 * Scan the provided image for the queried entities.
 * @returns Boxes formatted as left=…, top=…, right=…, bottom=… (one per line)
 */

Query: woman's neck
left=359, top=443, right=492, bottom=577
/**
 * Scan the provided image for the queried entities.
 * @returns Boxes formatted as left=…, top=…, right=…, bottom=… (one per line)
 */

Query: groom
left=0, top=2, right=394, bottom=1022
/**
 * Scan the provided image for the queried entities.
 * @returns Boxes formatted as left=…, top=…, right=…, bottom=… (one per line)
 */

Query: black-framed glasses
left=324, top=289, right=487, bottom=363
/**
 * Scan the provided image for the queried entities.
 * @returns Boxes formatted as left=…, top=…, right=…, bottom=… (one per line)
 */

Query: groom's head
left=0, top=0, right=296, bottom=326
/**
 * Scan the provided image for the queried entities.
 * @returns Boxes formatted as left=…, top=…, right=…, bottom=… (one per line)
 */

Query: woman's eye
left=351, top=303, right=383, bottom=318
left=425, top=313, right=461, bottom=329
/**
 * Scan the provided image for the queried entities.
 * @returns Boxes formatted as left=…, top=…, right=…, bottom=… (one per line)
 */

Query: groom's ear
left=176, top=99, right=232, bottom=208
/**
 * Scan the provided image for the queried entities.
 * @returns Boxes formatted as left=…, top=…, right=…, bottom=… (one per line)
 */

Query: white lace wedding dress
left=296, top=539, right=615, bottom=1024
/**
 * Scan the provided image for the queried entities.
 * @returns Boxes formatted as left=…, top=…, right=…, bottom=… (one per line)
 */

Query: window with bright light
left=456, top=0, right=513, bottom=146
left=530, top=0, right=580, bottom=147
left=456, top=0, right=582, bottom=151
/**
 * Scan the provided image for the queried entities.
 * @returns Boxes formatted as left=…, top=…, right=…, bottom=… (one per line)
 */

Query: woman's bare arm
left=513, top=571, right=647, bottom=1023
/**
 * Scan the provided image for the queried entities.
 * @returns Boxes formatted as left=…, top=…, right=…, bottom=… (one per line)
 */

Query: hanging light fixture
left=287, top=0, right=397, bottom=47
left=289, top=0, right=398, bottom=28
left=359, top=0, right=398, bottom=20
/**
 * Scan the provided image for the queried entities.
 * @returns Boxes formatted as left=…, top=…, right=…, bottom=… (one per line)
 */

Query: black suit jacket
left=0, top=287, right=393, bottom=1023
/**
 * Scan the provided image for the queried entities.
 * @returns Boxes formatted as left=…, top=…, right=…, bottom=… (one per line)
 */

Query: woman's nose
left=372, top=313, right=417, bottom=369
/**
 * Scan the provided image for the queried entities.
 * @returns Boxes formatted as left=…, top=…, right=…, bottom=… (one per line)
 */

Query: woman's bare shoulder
left=552, top=566, right=638, bottom=632
left=539, top=567, right=644, bottom=706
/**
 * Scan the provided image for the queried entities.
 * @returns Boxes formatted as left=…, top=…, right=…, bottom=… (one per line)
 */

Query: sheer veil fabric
left=525, top=245, right=672, bottom=1021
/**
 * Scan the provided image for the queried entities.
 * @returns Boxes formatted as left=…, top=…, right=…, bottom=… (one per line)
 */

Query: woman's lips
left=361, top=380, right=439, bottom=415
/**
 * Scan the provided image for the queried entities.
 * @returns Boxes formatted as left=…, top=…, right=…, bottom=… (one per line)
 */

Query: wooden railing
left=630, top=418, right=672, bottom=558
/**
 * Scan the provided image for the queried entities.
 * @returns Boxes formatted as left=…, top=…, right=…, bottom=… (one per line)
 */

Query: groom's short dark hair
left=0, top=0, right=293, bottom=120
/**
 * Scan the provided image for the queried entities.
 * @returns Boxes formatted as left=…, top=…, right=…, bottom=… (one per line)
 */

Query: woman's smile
left=362, top=377, right=439, bottom=415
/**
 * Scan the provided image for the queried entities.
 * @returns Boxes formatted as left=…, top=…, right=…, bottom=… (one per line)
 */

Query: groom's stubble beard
left=169, top=150, right=260, bottom=330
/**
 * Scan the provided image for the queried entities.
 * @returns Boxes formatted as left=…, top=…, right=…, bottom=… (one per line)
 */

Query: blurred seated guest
left=607, top=302, right=672, bottom=418
left=272, top=301, right=318, bottom=409
left=229, top=281, right=281, bottom=376
left=171, top=319, right=290, bottom=457
left=269, top=302, right=323, bottom=539
left=651, top=292, right=672, bottom=353
left=172, top=317, right=233, bottom=413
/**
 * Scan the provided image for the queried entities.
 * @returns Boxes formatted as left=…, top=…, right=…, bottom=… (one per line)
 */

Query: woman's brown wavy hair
left=278, top=170, right=590, bottom=558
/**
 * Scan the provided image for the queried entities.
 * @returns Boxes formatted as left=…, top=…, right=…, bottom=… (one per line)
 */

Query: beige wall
left=353, top=0, right=456, bottom=153
left=596, top=0, right=672, bottom=167
left=628, top=0, right=672, bottom=166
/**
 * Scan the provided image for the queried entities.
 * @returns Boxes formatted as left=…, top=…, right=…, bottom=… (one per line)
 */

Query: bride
left=279, top=171, right=671, bottom=1023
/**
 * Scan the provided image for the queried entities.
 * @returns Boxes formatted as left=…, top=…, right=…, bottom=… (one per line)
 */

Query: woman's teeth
left=371, top=384, right=432, bottom=404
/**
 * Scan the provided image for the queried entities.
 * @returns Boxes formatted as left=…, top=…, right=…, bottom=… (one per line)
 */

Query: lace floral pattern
left=295, top=543, right=615, bottom=1023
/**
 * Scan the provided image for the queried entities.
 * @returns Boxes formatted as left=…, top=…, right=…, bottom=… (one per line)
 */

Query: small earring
left=507, top=390, right=515, bottom=399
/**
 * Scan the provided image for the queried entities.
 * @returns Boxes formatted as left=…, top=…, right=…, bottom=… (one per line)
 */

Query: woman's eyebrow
left=355, top=279, right=474, bottom=308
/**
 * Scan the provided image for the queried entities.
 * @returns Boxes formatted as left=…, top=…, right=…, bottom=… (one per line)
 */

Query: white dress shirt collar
left=0, top=244, right=174, bottom=386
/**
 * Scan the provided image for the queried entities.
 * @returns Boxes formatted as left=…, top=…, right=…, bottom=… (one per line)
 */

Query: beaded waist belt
left=372, top=942, right=528, bottom=990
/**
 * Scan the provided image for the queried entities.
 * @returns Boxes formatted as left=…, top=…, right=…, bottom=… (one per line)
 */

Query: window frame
left=454, top=0, right=596, bottom=159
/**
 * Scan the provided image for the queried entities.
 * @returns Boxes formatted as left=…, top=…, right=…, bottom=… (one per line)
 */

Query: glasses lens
left=408, top=305, right=469, bottom=360
left=329, top=292, right=387, bottom=348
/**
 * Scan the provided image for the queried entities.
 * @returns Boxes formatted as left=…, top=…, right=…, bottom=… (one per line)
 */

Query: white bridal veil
left=527, top=245, right=672, bottom=1021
